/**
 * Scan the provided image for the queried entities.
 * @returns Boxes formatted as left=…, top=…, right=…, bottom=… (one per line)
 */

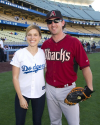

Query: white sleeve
left=0, top=41, right=3, bottom=48
left=10, top=51, right=20, bottom=68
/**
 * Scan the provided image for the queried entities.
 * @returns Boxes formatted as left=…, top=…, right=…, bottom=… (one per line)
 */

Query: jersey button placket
left=53, top=43, right=57, bottom=85
left=53, top=62, right=56, bottom=84
left=31, top=69, right=35, bottom=96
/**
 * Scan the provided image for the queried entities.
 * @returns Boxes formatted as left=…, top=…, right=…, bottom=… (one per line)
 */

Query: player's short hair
left=26, top=24, right=41, bottom=36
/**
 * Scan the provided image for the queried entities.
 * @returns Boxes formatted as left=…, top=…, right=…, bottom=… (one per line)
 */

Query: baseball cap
left=45, top=10, right=63, bottom=21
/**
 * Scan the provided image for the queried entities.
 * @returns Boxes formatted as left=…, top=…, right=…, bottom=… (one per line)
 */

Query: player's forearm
left=82, top=66, right=93, bottom=91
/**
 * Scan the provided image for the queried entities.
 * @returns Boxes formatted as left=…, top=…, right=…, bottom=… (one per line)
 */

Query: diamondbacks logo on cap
left=50, top=11, right=56, bottom=17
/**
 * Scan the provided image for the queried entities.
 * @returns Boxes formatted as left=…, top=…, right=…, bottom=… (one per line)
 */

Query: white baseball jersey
left=10, top=48, right=46, bottom=98
left=0, top=40, right=3, bottom=48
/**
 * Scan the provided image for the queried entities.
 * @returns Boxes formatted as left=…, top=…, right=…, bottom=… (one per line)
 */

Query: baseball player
left=10, top=24, right=46, bottom=125
left=41, top=10, right=93, bottom=125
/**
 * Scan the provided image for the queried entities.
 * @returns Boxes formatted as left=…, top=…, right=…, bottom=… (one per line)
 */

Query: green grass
left=0, top=52, right=100, bottom=125
left=76, top=53, right=100, bottom=125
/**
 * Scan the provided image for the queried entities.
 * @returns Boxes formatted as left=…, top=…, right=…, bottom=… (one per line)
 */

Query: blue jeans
left=15, top=93, right=45, bottom=125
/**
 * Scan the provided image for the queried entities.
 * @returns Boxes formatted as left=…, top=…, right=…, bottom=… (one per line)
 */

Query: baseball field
left=0, top=52, right=100, bottom=125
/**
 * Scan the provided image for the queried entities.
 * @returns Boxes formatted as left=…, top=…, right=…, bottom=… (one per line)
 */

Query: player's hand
left=19, top=97, right=28, bottom=109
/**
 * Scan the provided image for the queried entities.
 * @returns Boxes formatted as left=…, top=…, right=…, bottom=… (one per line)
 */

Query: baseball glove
left=64, top=86, right=93, bottom=105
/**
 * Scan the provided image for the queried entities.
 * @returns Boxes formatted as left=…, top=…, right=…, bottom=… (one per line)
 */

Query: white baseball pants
left=46, top=83, right=80, bottom=125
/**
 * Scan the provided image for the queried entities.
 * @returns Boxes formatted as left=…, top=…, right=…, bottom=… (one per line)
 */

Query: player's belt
left=55, top=83, right=72, bottom=88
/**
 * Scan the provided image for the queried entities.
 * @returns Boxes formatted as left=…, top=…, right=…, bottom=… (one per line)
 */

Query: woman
left=10, top=24, right=46, bottom=125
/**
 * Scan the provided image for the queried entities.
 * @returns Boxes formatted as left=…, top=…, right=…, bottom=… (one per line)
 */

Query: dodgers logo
left=21, top=64, right=45, bottom=74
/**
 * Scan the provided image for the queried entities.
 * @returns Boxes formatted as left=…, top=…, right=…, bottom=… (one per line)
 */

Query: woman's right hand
left=19, top=96, right=28, bottom=109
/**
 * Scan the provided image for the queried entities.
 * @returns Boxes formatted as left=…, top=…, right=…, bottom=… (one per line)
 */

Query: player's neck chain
left=53, top=33, right=66, bottom=43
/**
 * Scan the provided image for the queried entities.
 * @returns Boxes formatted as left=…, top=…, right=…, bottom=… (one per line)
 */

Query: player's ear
left=62, top=20, right=66, bottom=29
left=62, top=20, right=65, bottom=27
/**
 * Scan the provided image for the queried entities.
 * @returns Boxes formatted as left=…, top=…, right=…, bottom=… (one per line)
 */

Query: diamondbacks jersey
left=10, top=48, right=46, bottom=98
left=41, top=34, right=90, bottom=87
